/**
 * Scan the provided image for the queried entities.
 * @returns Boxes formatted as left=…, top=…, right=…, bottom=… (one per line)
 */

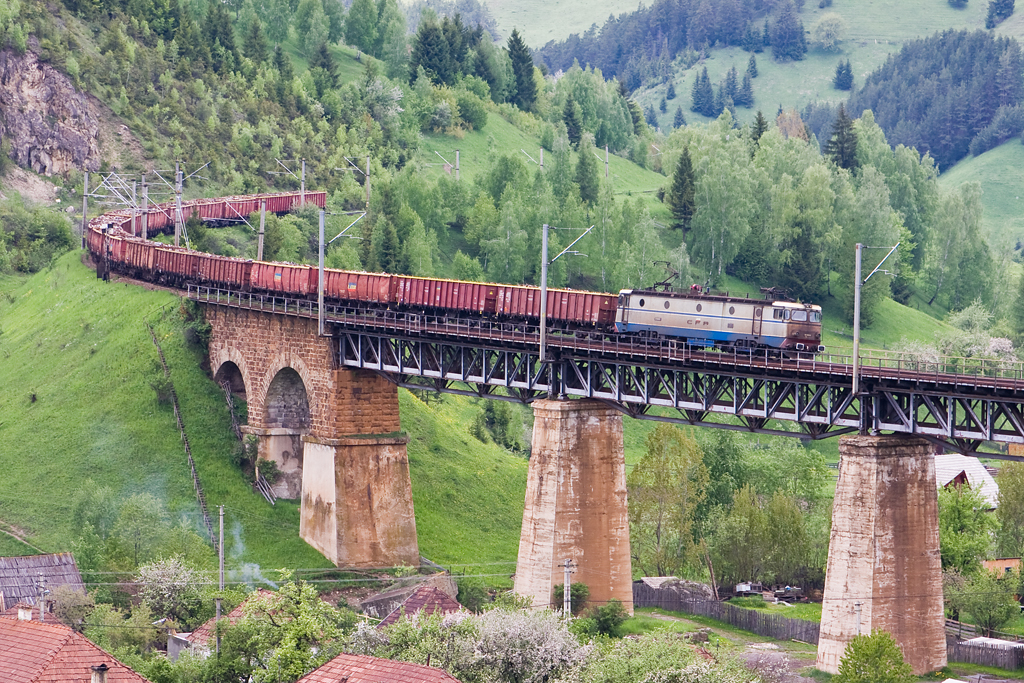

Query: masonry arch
left=264, top=367, right=311, bottom=431
left=214, top=361, right=247, bottom=401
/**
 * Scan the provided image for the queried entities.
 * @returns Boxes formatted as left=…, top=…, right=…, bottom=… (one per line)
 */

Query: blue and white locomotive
left=614, top=289, right=824, bottom=353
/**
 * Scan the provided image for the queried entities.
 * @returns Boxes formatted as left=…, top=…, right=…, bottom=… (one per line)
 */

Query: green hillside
left=939, top=140, right=1024, bottom=250
left=632, top=0, right=998, bottom=131
left=0, top=253, right=527, bottom=572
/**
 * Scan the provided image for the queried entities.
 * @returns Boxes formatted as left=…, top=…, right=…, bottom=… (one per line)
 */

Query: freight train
left=86, top=192, right=823, bottom=353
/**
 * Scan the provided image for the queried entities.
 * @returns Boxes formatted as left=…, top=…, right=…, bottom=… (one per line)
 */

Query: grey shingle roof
left=0, top=554, right=84, bottom=610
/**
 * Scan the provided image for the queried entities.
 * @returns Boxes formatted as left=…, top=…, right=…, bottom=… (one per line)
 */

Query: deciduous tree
left=939, top=483, right=994, bottom=574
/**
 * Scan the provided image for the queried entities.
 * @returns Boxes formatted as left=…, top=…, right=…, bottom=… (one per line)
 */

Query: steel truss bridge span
left=188, top=285, right=1024, bottom=460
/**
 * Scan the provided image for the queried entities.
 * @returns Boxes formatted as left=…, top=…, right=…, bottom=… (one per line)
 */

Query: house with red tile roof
left=378, top=585, right=463, bottom=628
left=296, top=653, right=459, bottom=683
left=0, top=613, right=149, bottom=682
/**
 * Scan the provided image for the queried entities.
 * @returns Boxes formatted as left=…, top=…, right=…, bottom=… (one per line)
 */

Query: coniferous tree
left=204, top=2, right=238, bottom=73
left=575, top=144, right=600, bottom=205
left=824, top=103, right=858, bottom=170
left=752, top=110, right=769, bottom=142
left=691, top=67, right=714, bottom=116
left=667, top=82, right=676, bottom=100
left=563, top=94, right=583, bottom=148
left=762, top=19, right=771, bottom=49
left=673, top=106, right=686, bottom=128
left=274, top=43, right=294, bottom=81
left=833, top=59, right=853, bottom=90
left=712, top=84, right=725, bottom=117
left=374, top=219, right=401, bottom=273
left=725, top=66, right=739, bottom=101
left=742, top=23, right=759, bottom=52
left=644, top=103, right=659, bottom=128
left=627, top=99, right=644, bottom=134
left=747, top=54, right=758, bottom=78
left=309, top=41, right=339, bottom=90
left=987, top=0, right=1016, bottom=27
left=771, top=0, right=807, bottom=61
left=409, top=19, right=451, bottom=84
left=666, top=147, right=695, bottom=232
left=244, top=16, right=269, bottom=64
left=659, top=96, right=668, bottom=113
left=737, top=71, right=754, bottom=107
left=508, top=29, right=537, bottom=112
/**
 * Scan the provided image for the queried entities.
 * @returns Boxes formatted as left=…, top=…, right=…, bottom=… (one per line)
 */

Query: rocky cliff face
left=0, top=49, right=100, bottom=176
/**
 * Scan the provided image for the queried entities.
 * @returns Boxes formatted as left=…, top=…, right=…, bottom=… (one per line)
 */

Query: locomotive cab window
left=792, top=310, right=807, bottom=322
left=773, top=309, right=785, bottom=320
left=810, top=311, right=821, bottom=322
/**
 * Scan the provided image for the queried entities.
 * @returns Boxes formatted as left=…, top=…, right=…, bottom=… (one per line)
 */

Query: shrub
left=833, top=630, right=914, bottom=683
left=593, top=598, right=629, bottom=636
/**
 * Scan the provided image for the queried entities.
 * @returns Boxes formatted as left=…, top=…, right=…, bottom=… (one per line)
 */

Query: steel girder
left=338, top=330, right=1024, bottom=456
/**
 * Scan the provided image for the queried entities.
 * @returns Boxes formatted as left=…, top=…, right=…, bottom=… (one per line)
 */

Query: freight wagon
left=250, top=262, right=316, bottom=297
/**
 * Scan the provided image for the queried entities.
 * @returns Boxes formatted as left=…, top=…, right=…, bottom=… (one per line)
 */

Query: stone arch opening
left=214, top=361, right=247, bottom=401
left=264, top=367, right=311, bottom=431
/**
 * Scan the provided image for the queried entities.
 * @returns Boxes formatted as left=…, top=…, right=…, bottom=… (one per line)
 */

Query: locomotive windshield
left=792, top=310, right=807, bottom=322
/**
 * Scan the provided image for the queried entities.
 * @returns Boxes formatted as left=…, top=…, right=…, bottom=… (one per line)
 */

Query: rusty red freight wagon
left=395, top=276, right=498, bottom=315
left=322, top=270, right=395, bottom=303
left=107, top=232, right=128, bottom=263
left=251, top=262, right=315, bottom=296
left=496, top=286, right=617, bottom=326
left=124, top=239, right=157, bottom=271
left=197, top=253, right=252, bottom=290
left=155, top=245, right=200, bottom=282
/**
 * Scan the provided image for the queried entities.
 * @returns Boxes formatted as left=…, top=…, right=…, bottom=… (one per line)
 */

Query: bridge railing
left=186, top=286, right=1024, bottom=390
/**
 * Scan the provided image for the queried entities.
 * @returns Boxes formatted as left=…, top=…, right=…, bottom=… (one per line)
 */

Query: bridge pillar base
left=242, top=427, right=304, bottom=500
left=514, top=400, right=632, bottom=613
left=816, top=435, right=945, bottom=675
left=299, top=434, right=419, bottom=568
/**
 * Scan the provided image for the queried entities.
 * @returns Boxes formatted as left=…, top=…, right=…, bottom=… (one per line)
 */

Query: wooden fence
left=947, top=640, right=1024, bottom=670
left=633, top=585, right=820, bottom=643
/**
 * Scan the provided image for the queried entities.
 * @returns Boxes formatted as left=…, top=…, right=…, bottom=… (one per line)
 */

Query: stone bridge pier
left=816, top=435, right=946, bottom=675
left=514, top=400, right=634, bottom=614
left=205, top=307, right=419, bottom=568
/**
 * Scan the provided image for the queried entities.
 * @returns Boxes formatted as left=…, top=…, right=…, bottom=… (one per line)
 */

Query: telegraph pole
left=141, top=174, right=149, bottom=240
left=257, top=200, right=266, bottom=261
left=365, top=156, right=371, bottom=213
left=300, top=158, right=306, bottom=207
left=852, top=243, right=862, bottom=397
left=174, top=161, right=183, bottom=248
left=562, top=558, right=574, bottom=615
left=455, top=150, right=460, bottom=181
left=540, top=223, right=549, bottom=367
left=605, top=145, right=609, bottom=178
left=216, top=505, right=224, bottom=654
left=318, top=209, right=325, bottom=336
left=81, top=172, right=89, bottom=247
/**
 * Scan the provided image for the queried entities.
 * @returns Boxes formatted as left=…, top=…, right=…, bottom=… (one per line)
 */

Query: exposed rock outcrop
left=0, top=50, right=100, bottom=176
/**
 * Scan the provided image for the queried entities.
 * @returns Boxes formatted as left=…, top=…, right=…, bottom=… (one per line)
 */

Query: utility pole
left=539, top=223, right=594, bottom=397
left=455, top=150, right=460, bottom=181
left=36, top=574, right=47, bottom=621
left=141, top=174, right=149, bottom=240
left=257, top=200, right=266, bottom=261
left=562, top=558, right=574, bottom=615
left=131, top=180, right=138, bottom=235
left=365, top=156, right=371, bottom=214
left=217, top=505, right=224, bottom=654
left=854, top=601, right=862, bottom=636
left=81, top=172, right=89, bottom=248
left=605, top=145, right=609, bottom=178
left=539, top=148, right=544, bottom=171
left=852, top=243, right=862, bottom=398
left=174, top=161, right=183, bottom=248
left=300, top=158, right=306, bottom=207
left=852, top=241, right=899, bottom=407
left=318, top=210, right=325, bottom=336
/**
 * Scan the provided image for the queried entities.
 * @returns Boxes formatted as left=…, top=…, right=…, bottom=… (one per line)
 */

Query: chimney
left=91, top=663, right=109, bottom=683
left=17, top=606, right=32, bottom=621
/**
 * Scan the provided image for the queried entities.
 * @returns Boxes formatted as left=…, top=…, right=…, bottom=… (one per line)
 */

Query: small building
left=296, top=653, right=460, bottom=683
left=0, top=552, right=84, bottom=610
left=982, top=558, right=1021, bottom=575
left=360, top=574, right=458, bottom=621
left=378, top=585, right=463, bottom=628
left=934, top=453, right=999, bottom=509
left=0, top=610, right=150, bottom=682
